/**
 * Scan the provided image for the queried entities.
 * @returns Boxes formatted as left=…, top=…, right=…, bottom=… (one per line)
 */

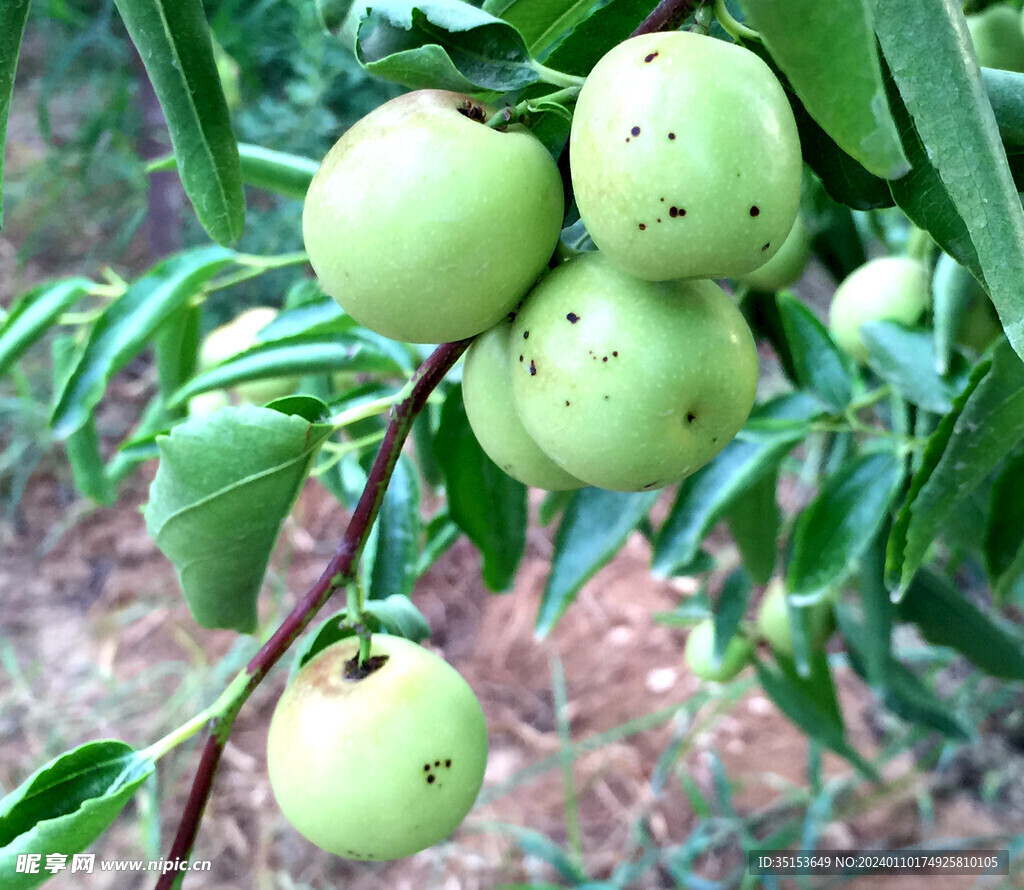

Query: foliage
left=3, top=0, right=1024, bottom=886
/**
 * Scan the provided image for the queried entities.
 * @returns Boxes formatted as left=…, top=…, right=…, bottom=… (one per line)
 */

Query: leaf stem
left=713, top=0, right=761, bottom=42
left=204, top=251, right=309, bottom=294
left=153, top=338, right=471, bottom=889
left=529, top=62, right=585, bottom=89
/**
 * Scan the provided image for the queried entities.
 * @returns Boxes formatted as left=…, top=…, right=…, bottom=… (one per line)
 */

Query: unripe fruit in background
left=463, top=318, right=584, bottom=491
left=510, top=252, right=759, bottom=492
left=302, top=90, right=564, bottom=344
left=195, top=307, right=297, bottom=407
left=966, top=4, right=1024, bottom=73
left=828, top=257, right=929, bottom=364
left=755, top=580, right=835, bottom=657
left=739, top=216, right=810, bottom=292
left=683, top=619, right=754, bottom=682
left=266, top=635, right=488, bottom=861
left=569, top=31, right=802, bottom=281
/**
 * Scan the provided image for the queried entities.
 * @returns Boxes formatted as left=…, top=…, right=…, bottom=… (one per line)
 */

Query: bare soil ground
left=1, top=456, right=1019, bottom=890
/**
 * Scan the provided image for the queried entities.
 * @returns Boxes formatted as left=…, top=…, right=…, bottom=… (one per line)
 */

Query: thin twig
left=630, top=0, right=702, bottom=37
left=154, top=338, right=471, bottom=889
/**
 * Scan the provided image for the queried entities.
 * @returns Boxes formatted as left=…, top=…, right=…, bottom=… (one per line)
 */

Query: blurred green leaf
left=145, top=400, right=334, bottom=632
left=888, top=342, right=1024, bottom=593
left=148, top=143, right=319, bottom=201
left=712, top=569, right=751, bottom=669
left=932, top=252, right=983, bottom=376
left=115, top=0, right=244, bottom=244
left=537, top=488, right=658, bottom=636
left=861, top=321, right=970, bottom=413
left=0, top=278, right=92, bottom=377
left=50, top=247, right=233, bottom=439
left=365, top=454, right=422, bottom=601
left=898, top=569, right=1024, bottom=680
left=755, top=652, right=878, bottom=779
left=356, top=0, right=540, bottom=92
left=874, top=0, right=1024, bottom=362
left=0, top=740, right=154, bottom=890
left=725, top=469, right=779, bottom=584
left=738, top=0, right=908, bottom=178
left=0, top=0, right=29, bottom=229
left=984, top=450, right=1024, bottom=600
left=777, top=292, right=853, bottom=411
left=788, top=450, right=902, bottom=604
left=435, top=386, right=526, bottom=591
left=653, top=393, right=819, bottom=576
left=981, top=67, right=1024, bottom=147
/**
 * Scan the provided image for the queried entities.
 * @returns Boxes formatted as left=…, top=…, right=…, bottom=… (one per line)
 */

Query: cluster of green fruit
left=303, top=31, right=803, bottom=493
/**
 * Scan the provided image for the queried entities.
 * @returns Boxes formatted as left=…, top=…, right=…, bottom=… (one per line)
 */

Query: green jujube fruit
left=683, top=618, right=754, bottom=681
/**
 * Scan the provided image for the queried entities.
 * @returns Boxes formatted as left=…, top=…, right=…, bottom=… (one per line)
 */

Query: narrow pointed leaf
left=776, top=292, right=853, bottom=412
left=50, top=247, right=233, bottom=439
left=738, top=0, right=908, bottom=178
left=434, top=386, right=526, bottom=592
left=145, top=400, right=335, bottom=632
left=861, top=321, right=970, bottom=414
left=366, top=454, right=422, bottom=601
left=0, top=278, right=92, bottom=377
left=873, top=0, right=1024, bottom=362
left=356, top=0, right=540, bottom=92
left=984, top=450, right=1024, bottom=600
left=652, top=393, right=819, bottom=576
left=114, top=0, right=244, bottom=244
left=0, top=0, right=30, bottom=229
left=725, top=469, right=779, bottom=584
left=898, top=569, right=1024, bottom=680
left=788, top=450, right=901, bottom=604
left=538, top=488, right=658, bottom=636
left=0, top=741, right=154, bottom=890
left=712, top=569, right=751, bottom=668
left=887, top=342, right=1024, bottom=592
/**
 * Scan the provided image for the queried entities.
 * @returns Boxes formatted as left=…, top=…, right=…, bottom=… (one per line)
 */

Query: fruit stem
left=713, top=0, right=761, bottom=42
left=529, top=62, right=586, bottom=89
left=485, top=85, right=582, bottom=130
left=152, top=338, right=470, bottom=890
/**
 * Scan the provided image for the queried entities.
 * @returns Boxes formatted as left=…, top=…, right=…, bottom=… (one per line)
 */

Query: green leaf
left=838, top=605, right=970, bottom=739
left=898, top=569, right=1024, bottom=680
left=873, top=0, right=1024, bottom=363
left=725, top=470, right=778, bottom=584
left=713, top=569, right=751, bottom=669
left=776, top=292, right=853, bottom=412
left=53, top=338, right=115, bottom=506
left=0, top=740, right=154, bottom=890
left=984, top=450, right=1024, bottom=600
left=148, top=143, right=319, bottom=201
left=257, top=297, right=353, bottom=341
left=932, top=252, right=983, bottom=376
left=356, top=0, right=540, bottom=92
left=861, top=321, right=971, bottom=414
left=537, top=488, right=658, bottom=636
left=0, top=278, right=92, bottom=377
left=482, top=0, right=598, bottom=58
left=738, top=0, right=908, bottom=179
left=169, top=333, right=405, bottom=407
left=364, top=594, right=432, bottom=641
left=434, top=386, right=526, bottom=591
left=538, top=0, right=656, bottom=77
left=652, top=393, right=819, bottom=576
left=981, top=67, right=1024, bottom=148
left=755, top=653, right=878, bottom=779
left=145, top=401, right=335, bottom=632
left=0, top=0, right=29, bottom=229
left=887, top=341, right=1024, bottom=592
left=50, top=247, right=233, bottom=439
left=854, top=531, right=893, bottom=686
left=366, top=454, right=422, bottom=601
left=114, top=0, right=244, bottom=245
left=788, top=450, right=902, bottom=604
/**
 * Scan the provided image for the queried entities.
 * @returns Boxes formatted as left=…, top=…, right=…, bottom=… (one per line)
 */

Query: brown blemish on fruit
left=644, top=52, right=659, bottom=62
left=669, top=206, right=686, bottom=218
left=529, top=359, right=537, bottom=376
left=660, top=197, right=665, bottom=202
left=612, top=351, right=619, bottom=357
left=343, top=653, right=388, bottom=680
left=638, top=223, right=646, bottom=231
left=458, top=100, right=486, bottom=123
left=602, top=356, right=608, bottom=362
left=567, top=312, right=580, bottom=323
left=565, top=400, right=571, bottom=406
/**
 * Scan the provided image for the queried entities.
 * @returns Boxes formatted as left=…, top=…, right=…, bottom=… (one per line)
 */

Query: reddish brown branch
left=154, top=339, right=470, bottom=889
left=631, top=0, right=703, bottom=37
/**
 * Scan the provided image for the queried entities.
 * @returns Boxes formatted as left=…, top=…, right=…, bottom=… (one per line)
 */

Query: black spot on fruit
left=657, top=218, right=662, bottom=223
left=762, top=241, right=771, bottom=251
left=638, top=223, right=646, bottom=231
left=686, top=412, right=697, bottom=423
left=565, top=400, right=571, bottom=406
left=612, top=351, right=619, bottom=357
left=602, top=356, right=608, bottom=362
left=668, top=132, right=676, bottom=140
left=519, top=354, right=524, bottom=362
left=643, top=481, right=658, bottom=489
left=669, top=206, right=686, bottom=218
left=631, top=126, right=641, bottom=136
left=644, top=52, right=659, bottom=62
left=427, top=774, right=436, bottom=784
left=749, top=205, right=760, bottom=217
left=625, top=137, right=631, bottom=143
left=423, top=764, right=430, bottom=771
left=523, top=330, right=529, bottom=339
left=567, top=312, right=580, bottom=323
left=603, top=394, right=610, bottom=400
left=529, top=359, right=537, bottom=376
